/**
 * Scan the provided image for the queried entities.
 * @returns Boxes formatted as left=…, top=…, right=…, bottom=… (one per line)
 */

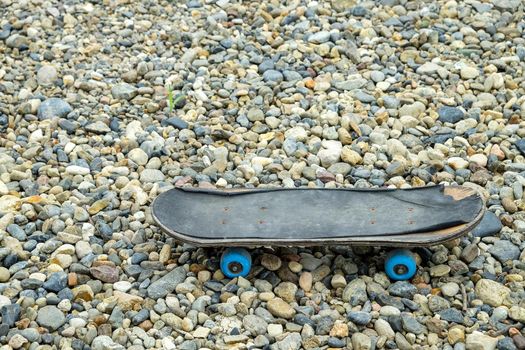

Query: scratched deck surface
left=152, top=185, right=484, bottom=247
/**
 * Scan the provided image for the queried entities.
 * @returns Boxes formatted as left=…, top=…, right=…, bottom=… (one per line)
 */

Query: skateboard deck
left=152, top=185, right=485, bottom=247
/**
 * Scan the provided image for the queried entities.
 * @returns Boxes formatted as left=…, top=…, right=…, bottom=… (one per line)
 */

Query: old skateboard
left=152, top=185, right=484, bottom=280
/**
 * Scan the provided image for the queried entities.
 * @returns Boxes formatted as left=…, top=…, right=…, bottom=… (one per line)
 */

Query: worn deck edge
left=152, top=185, right=486, bottom=248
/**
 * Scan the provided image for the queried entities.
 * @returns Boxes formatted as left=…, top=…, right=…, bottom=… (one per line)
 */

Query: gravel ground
left=1, top=0, right=525, bottom=349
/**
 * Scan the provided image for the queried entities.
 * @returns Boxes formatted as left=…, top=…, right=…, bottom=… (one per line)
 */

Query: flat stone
left=165, top=117, right=189, bottom=129
left=466, top=331, right=498, bottom=350
left=147, top=266, right=186, bottom=298
left=90, top=265, right=119, bottom=283
left=139, top=169, right=165, bottom=183
left=37, top=305, right=66, bottom=331
left=438, top=106, right=465, bottom=124
left=347, top=311, right=372, bottom=325
left=401, top=314, right=425, bottom=334
left=388, top=281, right=417, bottom=299
left=439, top=308, right=464, bottom=324
left=472, top=212, right=502, bottom=238
left=1, top=304, right=20, bottom=327
left=308, top=31, right=331, bottom=44
left=37, top=98, right=73, bottom=120
left=37, top=65, right=58, bottom=86
left=342, top=278, right=367, bottom=306
left=267, top=298, right=295, bottom=319
left=111, top=83, right=138, bottom=100
left=475, top=279, right=510, bottom=307
left=243, top=315, right=267, bottom=336
left=488, top=240, right=520, bottom=263
left=491, top=0, right=521, bottom=11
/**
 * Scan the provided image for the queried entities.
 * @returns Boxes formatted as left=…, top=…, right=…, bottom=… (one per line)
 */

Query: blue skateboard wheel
left=220, top=248, right=252, bottom=278
left=384, top=249, right=417, bottom=281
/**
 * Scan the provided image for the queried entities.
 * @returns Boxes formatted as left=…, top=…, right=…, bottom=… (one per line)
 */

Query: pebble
left=441, top=282, right=460, bottom=297
left=267, top=298, right=295, bottom=319
left=111, top=83, right=138, bottom=100
left=0, top=267, right=10, bottom=282
left=260, top=254, right=281, bottom=271
left=36, top=305, right=66, bottom=331
left=37, top=98, right=72, bottom=120
left=472, top=212, right=502, bottom=238
left=147, top=266, right=186, bottom=298
left=475, top=279, right=510, bottom=307
left=466, top=331, right=498, bottom=350
left=488, top=240, right=520, bottom=263
left=348, top=311, right=372, bottom=325
left=37, top=65, right=58, bottom=86
left=1, top=304, right=20, bottom=327
left=438, top=106, right=465, bottom=124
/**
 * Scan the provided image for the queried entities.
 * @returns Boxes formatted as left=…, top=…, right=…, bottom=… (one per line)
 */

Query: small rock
left=472, top=212, right=502, bottom=238
left=461, top=66, right=479, bottom=80
left=342, top=278, right=367, bottom=306
left=37, top=98, right=73, bottom=120
left=111, top=83, right=138, bottom=100
left=147, top=266, right=186, bottom=298
left=37, top=305, right=66, bottom=331
left=388, top=281, right=417, bottom=299
left=90, top=265, right=119, bottom=283
left=348, top=311, right=372, bottom=325
left=352, top=333, right=371, bottom=350
left=1, top=304, right=20, bottom=327
left=488, top=240, right=520, bottom=263
left=261, top=254, right=281, bottom=271
left=37, top=65, right=58, bottom=86
left=299, top=272, right=313, bottom=292
left=267, top=298, right=295, bottom=319
left=475, top=279, right=510, bottom=307
left=466, top=331, right=498, bottom=350
left=438, top=106, right=465, bottom=124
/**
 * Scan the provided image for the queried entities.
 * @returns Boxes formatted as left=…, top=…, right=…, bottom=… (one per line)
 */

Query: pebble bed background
left=1, top=0, right=525, bottom=349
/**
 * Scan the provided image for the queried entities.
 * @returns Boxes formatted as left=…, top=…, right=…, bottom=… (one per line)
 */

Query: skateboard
left=152, top=185, right=485, bottom=281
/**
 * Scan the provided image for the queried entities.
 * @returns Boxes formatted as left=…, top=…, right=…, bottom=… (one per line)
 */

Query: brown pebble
left=68, top=272, right=78, bottom=287
left=220, top=292, right=235, bottom=303
left=90, top=265, right=119, bottom=283
left=430, top=288, right=441, bottom=295
left=15, top=318, right=30, bottom=329
left=513, top=334, right=525, bottom=350
left=93, top=315, right=107, bottom=326
left=91, top=260, right=116, bottom=268
left=509, top=327, right=521, bottom=337
left=443, top=238, right=460, bottom=249
left=509, top=115, right=521, bottom=124
left=305, top=78, right=315, bottom=89
left=97, top=324, right=112, bottom=336
left=260, top=254, right=282, bottom=271
left=502, top=198, right=518, bottom=214
left=471, top=274, right=482, bottom=283
left=281, top=253, right=301, bottom=262
left=299, top=272, right=313, bottom=292
left=277, top=265, right=298, bottom=283
left=501, top=214, right=514, bottom=227
left=139, top=320, right=153, bottom=331
left=189, top=263, right=206, bottom=273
